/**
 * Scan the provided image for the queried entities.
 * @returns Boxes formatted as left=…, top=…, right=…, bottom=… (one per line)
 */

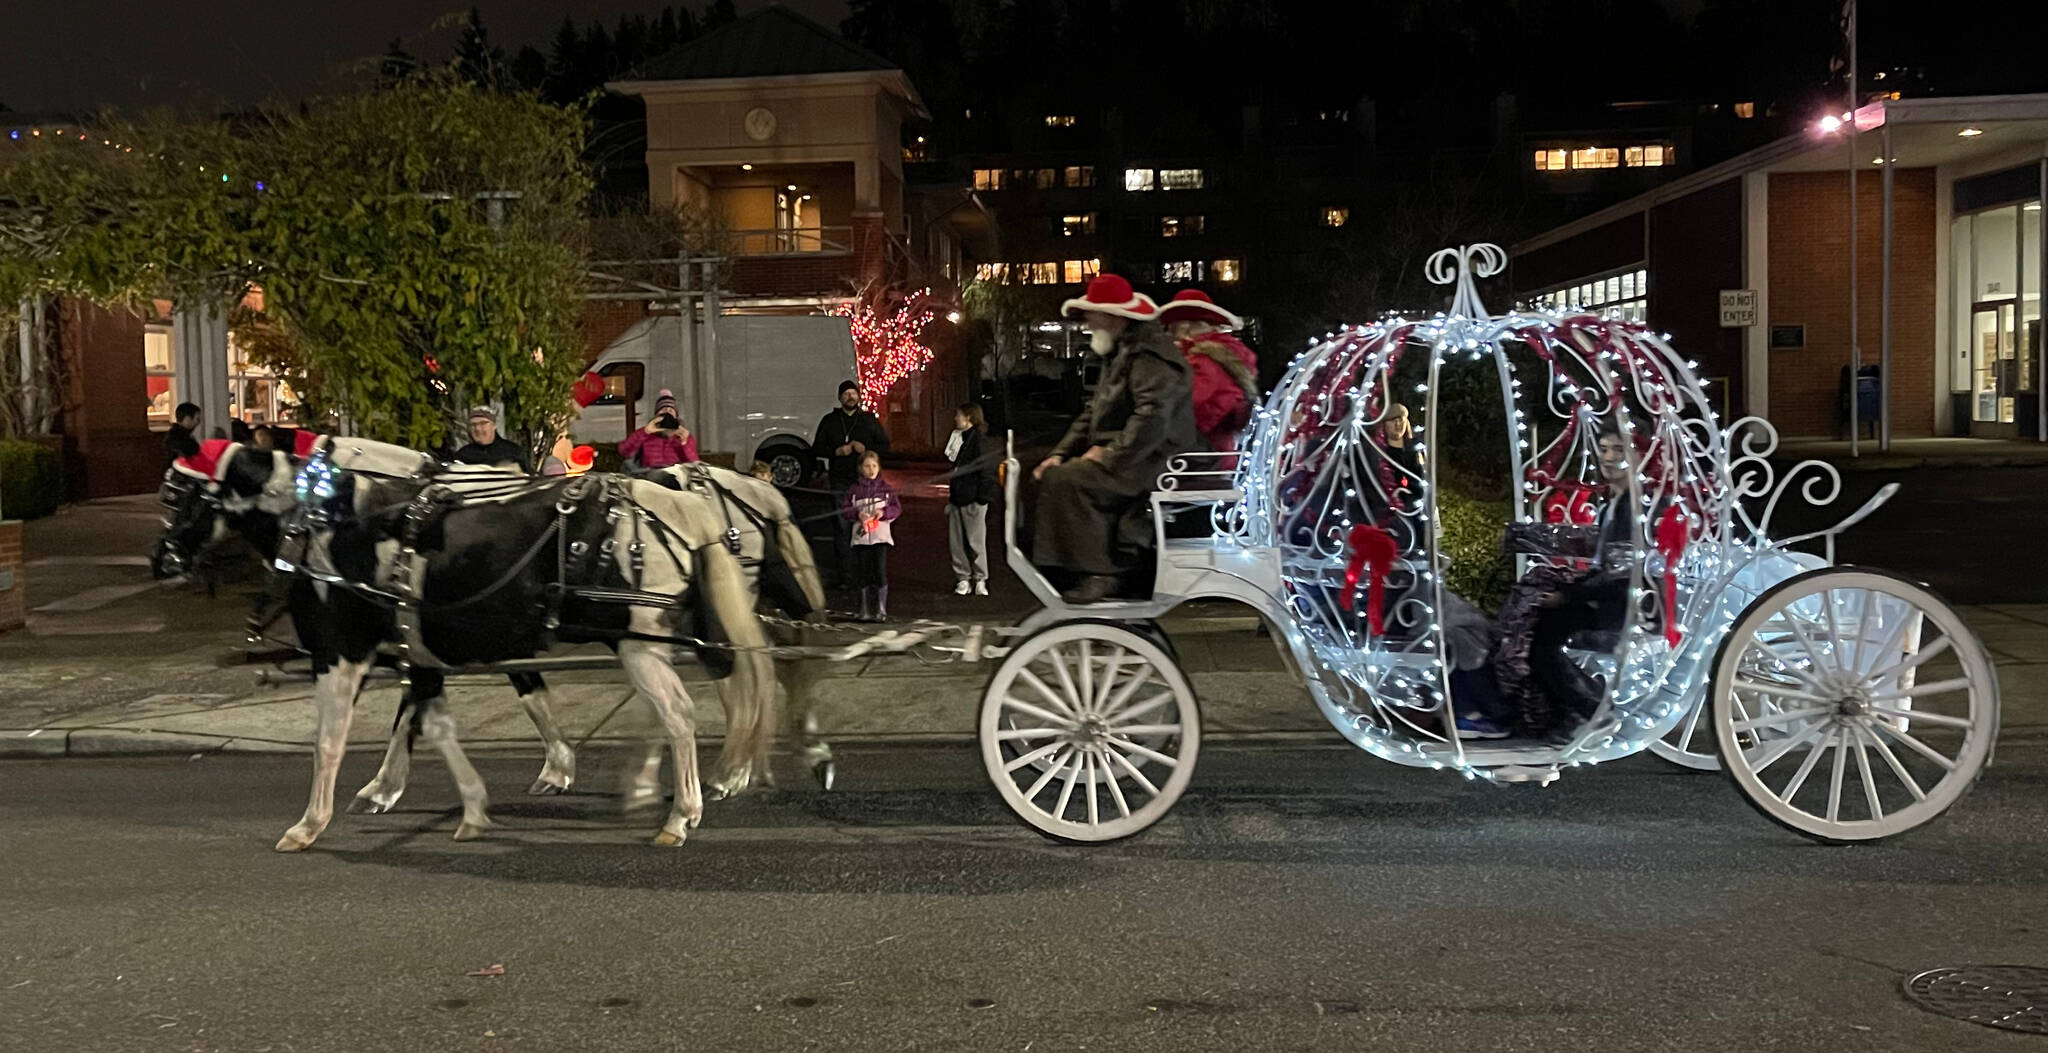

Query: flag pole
left=1846, top=0, right=1861, bottom=457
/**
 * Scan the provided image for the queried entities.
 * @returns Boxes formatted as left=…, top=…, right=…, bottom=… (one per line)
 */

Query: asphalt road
left=5, top=743, right=2047, bottom=1052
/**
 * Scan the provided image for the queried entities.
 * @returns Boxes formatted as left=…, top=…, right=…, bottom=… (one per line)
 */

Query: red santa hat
left=1157, top=289, right=1243, bottom=331
left=293, top=430, right=324, bottom=460
left=173, top=439, right=240, bottom=482
left=1061, top=274, right=1158, bottom=321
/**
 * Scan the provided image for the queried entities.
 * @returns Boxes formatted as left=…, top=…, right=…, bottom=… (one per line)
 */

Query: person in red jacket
left=1159, top=290, right=1259, bottom=456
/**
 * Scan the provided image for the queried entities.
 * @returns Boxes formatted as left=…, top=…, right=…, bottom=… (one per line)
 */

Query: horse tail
left=696, top=537, right=775, bottom=780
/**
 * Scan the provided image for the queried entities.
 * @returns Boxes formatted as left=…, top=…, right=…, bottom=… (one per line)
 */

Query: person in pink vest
left=1158, top=290, right=1259, bottom=455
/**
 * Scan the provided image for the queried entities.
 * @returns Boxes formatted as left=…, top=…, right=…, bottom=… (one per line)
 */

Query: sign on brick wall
left=1718, top=289, right=1758, bottom=328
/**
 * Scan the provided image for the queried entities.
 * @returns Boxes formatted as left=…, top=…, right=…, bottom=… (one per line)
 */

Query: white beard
left=1089, top=329, right=1116, bottom=355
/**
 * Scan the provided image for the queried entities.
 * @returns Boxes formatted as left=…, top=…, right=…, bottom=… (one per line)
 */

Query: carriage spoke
left=1743, top=719, right=1828, bottom=776
left=1868, top=718, right=1959, bottom=771
left=1826, top=731, right=1848, bottom=822
left=1003, top=740, right=1067, bottom=774
left=1053, top=753, right=1083, bottom=819
left=1102, top=690, right=1177, bottom=728
left=1862, top=635, right=1954, bottom=689
left=1105, top=746, right=1163, bottom=798
left=1099, top=657, right=1154, bottom=720
left=1866, top=678, right=1973, bottom=704
left=1077, top=640, right=1094, bottom=718
left=1729, top=706, right=1830, bottom=734
left=1730, top=678, right=1832, bottom=706
left=1870, top=705, right=1972, bottom=729
left=1084, top=752, right=1100, bottom=825
left=1107, top=723, right=1182, bottom=738
left=1818, top=588, right=1851, bottom=678
left=1770, top=615, right=1838, bottom=686
left=1108, top=735, right=1180, bottom=769
left=1858, top=596, right=1914, bottom=680
left=1016, top=668, right=1080, bottom=720
left=1001, top=694, right=1077, bottom=730
left=1851, top=724, right=1884, bottom=821
left=1024, top=749, right=1075, bottom=802
left=1043, top=650, right=1085, bottom=716
left=1862, top=721, right=1927, bottom=801
left=1092, top=644, right=1126, bottom=714
left=1100, top=749, right=1133, bottom=818
left=996, top=726, right=1065, bottom=742
left=1780, top=727, right=1835, bottom=801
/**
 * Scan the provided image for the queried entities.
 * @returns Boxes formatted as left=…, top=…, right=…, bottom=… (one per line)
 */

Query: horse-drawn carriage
left=974, top=243, right=1998, bottom=845
left=157, top=243, right=1998, bottom=850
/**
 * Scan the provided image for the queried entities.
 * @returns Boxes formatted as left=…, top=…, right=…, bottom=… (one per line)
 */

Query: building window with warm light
left=1624, top=144, right=1670, bottom=167
left=1160, top=260, right=1197, bottom=282
left=1034, top=168, right=1056, bottom=189
left=1158, top=168, right=1205, bottom=190
left=1571, top=147, right=1620, bottom=170
left=1064, top=165, right=1094, bottom=188
left=1044, top=115, right=1076, bottom=128
left=1161, top=215, right=1205, bottom=237
left=973, top=168, right=1005, bottom=191
left=145, top=327, right=178, bottom=425
left=1061, top=213, right=1097, bottom=236
left=1212, top=259, right=1242, bottom=283
left=1734, top=101, right=1755, bottom=119
left=1124, top=168, right=1156, bottom=191
left=1062, top=259, right=1100, bottom=284
left=1534, top=149, right=1567, bottom=172
left=1320, top=206, right=1349, bottom=228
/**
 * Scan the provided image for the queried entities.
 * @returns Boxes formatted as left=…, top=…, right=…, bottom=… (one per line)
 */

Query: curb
left=9, top=725, right=2046, bottom=759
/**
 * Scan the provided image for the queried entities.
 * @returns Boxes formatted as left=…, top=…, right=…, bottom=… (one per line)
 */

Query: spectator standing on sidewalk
left=842, top=450, right=901, bottom=621
left=449, top=405, right=533, bottom=473
left=165, top=403, right=202, bottom=461
left=947, top=402, right=997, bottom=596
left=619, top=388, right=699, bottom=471
left=812, top=379, right=890, bottom=588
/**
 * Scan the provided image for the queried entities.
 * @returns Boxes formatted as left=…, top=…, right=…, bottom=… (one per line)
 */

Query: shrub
left=0, top=438, right=62, bottom=520
left=1437, top=486, right=1510, bottom=613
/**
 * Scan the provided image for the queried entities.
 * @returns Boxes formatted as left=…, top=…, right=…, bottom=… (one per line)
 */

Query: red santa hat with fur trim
left=1157, top=289, right=1243, bottom=331
left=1061, top=274, right=1159, bottom=321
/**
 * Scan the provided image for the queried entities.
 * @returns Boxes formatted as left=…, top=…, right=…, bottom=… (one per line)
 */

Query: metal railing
left=722, top=227, right=852, bottom=257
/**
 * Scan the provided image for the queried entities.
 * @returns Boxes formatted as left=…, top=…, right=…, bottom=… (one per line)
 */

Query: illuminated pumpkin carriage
left=979, top=243, right=1998, bottom=845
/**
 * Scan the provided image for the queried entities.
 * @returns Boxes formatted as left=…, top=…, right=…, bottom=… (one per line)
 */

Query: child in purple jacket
left=842, top=450, right=902, bottom=621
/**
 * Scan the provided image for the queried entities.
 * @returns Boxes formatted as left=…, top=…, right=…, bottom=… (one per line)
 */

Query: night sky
left=0, top=0, right=851, bottom=114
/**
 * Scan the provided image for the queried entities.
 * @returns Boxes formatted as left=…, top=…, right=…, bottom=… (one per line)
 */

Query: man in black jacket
left=1031, top=275, right=1196, bottom=604
left=448, top=405, right=533, bottom=473
left=164, top=403, right=202, bottom=462
left=812, top=380, right=889, bottom=587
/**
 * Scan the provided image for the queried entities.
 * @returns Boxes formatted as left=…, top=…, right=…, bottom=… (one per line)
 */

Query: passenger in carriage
left=1159, top=289, right=1259, bottom=459
left=1500, top=426, right=1637, bottom=738
left=448, top=405, right=534, bottom=474
left=1032, top=274, right=1197, bottom=604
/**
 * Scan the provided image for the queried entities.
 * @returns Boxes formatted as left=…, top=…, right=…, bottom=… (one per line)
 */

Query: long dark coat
left=1033, top=321, right=1197, bottom=575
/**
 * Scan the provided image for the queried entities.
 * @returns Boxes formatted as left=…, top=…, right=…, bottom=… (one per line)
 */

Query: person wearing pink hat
left=1031, top=273, right=1197, bottom=604
left=1158, top=289, right=1259, bottom=455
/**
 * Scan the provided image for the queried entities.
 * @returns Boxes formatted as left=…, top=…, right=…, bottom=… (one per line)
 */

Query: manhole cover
left=1903, top=966, right=2048, bottom=1035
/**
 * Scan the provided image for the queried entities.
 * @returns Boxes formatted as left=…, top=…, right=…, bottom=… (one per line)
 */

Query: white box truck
left=570, top=313, right=859, bottom=486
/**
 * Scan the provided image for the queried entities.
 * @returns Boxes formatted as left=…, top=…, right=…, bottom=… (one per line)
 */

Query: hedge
left=0, top=438, right=62, bottom=520
left=1437, top=486, right=1510, bottom=613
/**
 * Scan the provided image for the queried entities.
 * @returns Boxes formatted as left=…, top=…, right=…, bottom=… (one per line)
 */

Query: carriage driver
left=1031, top=274, right=1197, bottom=604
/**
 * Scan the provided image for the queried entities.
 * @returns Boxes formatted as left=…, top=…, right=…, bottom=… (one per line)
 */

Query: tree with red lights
left=831, top=286, right=936, bottom=412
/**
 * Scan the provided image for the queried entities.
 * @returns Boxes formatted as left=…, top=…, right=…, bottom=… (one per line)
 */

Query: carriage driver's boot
left=1061, top=574, right=1118, bottom=605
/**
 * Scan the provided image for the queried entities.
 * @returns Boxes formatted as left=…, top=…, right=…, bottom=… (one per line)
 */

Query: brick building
left=1512, top=94, right=2048, bottom=442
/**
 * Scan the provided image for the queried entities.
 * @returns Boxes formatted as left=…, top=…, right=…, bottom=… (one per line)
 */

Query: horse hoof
left=651, top=829, right=686, bottom=847
left=812, top=760, right=836, bottom=792
left=453, top=820, right=489, bottom=842
left=274, top=828, right=317, bottom=853
left=528, top=779, right=570, bottom=796
left=348, top=794, right=395, bottom=815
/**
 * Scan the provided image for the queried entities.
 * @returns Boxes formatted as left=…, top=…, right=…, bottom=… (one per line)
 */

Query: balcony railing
left=723, top=227, right=852, bottom=257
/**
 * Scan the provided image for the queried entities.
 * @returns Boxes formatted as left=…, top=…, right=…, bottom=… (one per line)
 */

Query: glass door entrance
left=1972, top=301, right=2021, bottom=434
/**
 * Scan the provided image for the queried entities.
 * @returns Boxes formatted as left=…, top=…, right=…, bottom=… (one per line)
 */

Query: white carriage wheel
left=1711, top=569, right=1997, bottom=843
left=979, top=621, right=1200, bottom=844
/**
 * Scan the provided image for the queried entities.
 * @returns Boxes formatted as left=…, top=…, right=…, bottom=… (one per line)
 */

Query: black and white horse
left=154, top=444, right=579, bottom=800
left=182, top=439, right=826, bottom=849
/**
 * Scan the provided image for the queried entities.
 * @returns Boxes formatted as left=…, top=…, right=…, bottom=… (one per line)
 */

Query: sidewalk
left=6, top=492, right=2048, bottom=757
